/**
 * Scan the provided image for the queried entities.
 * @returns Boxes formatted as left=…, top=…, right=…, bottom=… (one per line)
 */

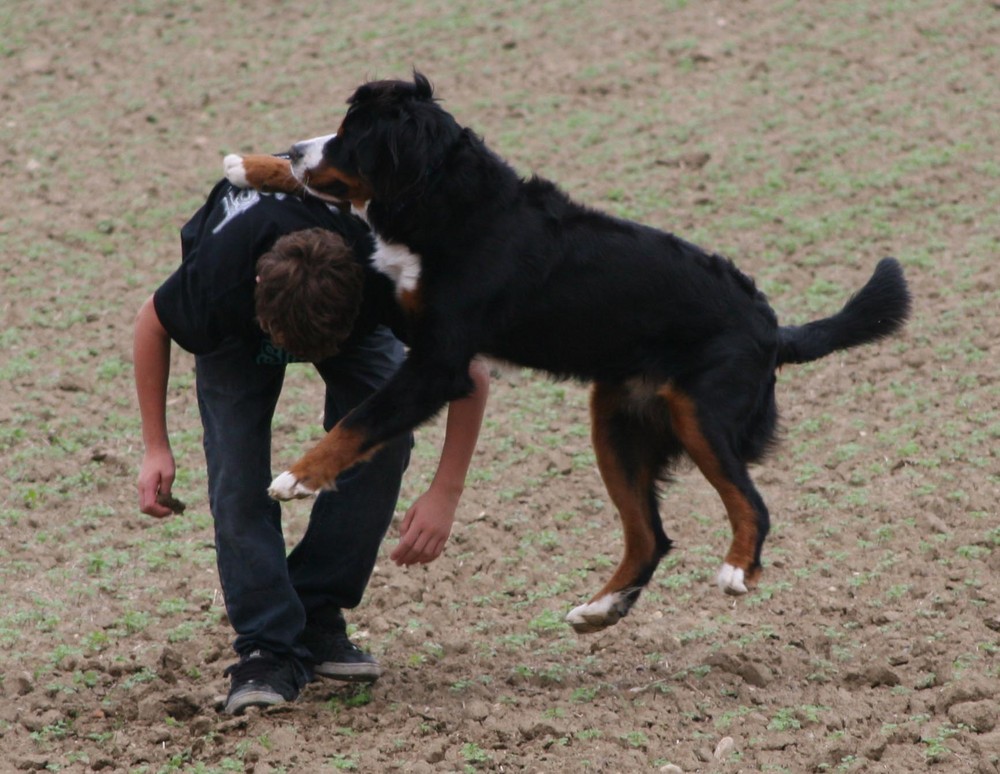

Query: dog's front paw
left=268, top=471, right=318, bottom=501
left=716, top=563, right=749, bottom=595
left=223, top=154, right=249, bottom=188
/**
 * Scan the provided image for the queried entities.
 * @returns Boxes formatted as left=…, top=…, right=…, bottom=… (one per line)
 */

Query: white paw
left=717, top=563, right=748, bottom=595
left=565, top=593, right=627, bottom=634
left=268, top=471, right=317, bottom=501
left=223, top=154, right=249, bottom=187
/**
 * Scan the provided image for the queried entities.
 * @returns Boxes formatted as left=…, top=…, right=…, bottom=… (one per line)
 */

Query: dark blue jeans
left=195, top=327, right=410, bottom=680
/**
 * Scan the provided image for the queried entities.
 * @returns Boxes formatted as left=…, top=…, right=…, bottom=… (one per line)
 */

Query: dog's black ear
left=412, top=70, right=433, bottom=101
left=360, top=100, right=460, bottom=204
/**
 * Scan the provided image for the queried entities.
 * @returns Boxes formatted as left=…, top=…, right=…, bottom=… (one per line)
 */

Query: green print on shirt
left=255, top=339, right=307, bottom=366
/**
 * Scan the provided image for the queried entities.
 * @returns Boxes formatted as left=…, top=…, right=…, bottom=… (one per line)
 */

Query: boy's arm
left=133, top=295, right=178, bottom=518
left=390, top=358, right=490, bottom=566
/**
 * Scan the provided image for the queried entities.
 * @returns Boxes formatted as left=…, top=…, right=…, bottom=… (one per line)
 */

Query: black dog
left=223, top=72, right=910, bottom=633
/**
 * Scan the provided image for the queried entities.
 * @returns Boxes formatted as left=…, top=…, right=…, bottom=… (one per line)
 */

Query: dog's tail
left=777, top=258, right=911, bottom=367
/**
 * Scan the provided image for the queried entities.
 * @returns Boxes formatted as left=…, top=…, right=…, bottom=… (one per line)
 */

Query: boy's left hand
left=390, top=489, right=458, bottom=566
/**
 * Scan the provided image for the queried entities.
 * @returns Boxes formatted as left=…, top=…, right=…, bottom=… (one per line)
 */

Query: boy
left=134, top=178, right=488, bottom=714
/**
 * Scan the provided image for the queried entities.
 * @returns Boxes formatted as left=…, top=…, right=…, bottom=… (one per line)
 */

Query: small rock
left=14, top=755, right=50, bottom=771
left=659, top=765, right=684, bottom=773
left=519, top=722, right=558, bottom=741
left=936, top=681, right=993, bottom=713
left=948, top=700, right=998, bottom=733
left=883, top=720, right=923, bottom=745
left=738, top=662, right=772, bottom=687
left=14, top=673, right=34, bottom=696
left=21, top=710, right=61, bottom=733
left=149, top=723, right=173, bottom=744
left=159, top=647, right=184, bottom=671
left=713, top=736, right=736, bottom=760
left=759, top=733, right=796, bottom=751
left=265, top=724, right=300, bottom=749
left=657, top=152, right=711, bottom=169
left=845, top=665, right=900, bottom=688
left=137, top=696, right=163, bottom=723
left=56, top=375, right=88, bottom=392
left=163, top=693, right=200, bottom=721
left=811, top=737, right=857, bottom=771
left=861, top=733, right=888, bottom=761
left=921, top=510, right=949, bottom=534
left=546, top=450, right=574, bottom=475
left=21, top=54, right=54, bottom=75
left=704, top=652, right=740, bottom=674
left=464, top=700, right=490, bottom=721
left=424, top=741, right=447, bottom=764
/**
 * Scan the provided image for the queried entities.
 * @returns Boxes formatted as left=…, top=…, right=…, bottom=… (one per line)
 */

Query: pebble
left=714, top=736, right=736, bottom=760
left=14, top=673, right=34, bottom=697
left=14, top=755, right=50, bottom=771
left=936, top=680, right=992, bottom=713
left=464, top=700, right=490, bottom=721
left=21, top=710, right=61, bottom=733
left=947, top=700, right=998, bottom=733
left=424, top=741, right=447, bottom=764
left=137, top=697, right=162, bottom=723
left=738, top=661, right=773, bottom=687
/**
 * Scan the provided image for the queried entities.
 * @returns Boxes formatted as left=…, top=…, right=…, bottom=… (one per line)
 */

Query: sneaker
left=304, top=627, right=383, bottom=683
left=223, top=650, right=300, bottom=715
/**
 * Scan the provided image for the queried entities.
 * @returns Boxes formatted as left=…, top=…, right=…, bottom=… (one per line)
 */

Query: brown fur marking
left=398, top=286, right=423, bottom=316
left=661, top=386, right=760, bottom=576
left=305, top=165, right=373, bottom=203
left=587, top=383, right=661, bottom=602
left=287, top=424, right=381, bottom=491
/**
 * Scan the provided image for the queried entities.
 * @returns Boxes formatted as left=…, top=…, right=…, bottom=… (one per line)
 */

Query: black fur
left=296, top=71, right=911, bottom=623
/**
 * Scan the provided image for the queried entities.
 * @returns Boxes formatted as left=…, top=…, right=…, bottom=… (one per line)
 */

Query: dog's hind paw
left=565, top=593, right=630, bottom=634
left=716, top=563, right=748, bottom=595
left=223, top=154, right=249, bottom=188
left=268, top=471, right=318, bottom=501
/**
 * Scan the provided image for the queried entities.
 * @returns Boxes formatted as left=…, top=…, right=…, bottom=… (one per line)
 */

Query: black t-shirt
left=154, top=179, right=405, bottom=362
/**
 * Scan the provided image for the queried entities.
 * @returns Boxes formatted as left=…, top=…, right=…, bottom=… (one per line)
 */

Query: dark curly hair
left=255, top=228, right=364, bottom=362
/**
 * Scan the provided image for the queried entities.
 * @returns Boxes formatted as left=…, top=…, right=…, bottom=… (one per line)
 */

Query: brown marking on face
left=303, top=164, right=373, bottom=203
left=287, top=424, right=381, bottom=491
left=661, top=385, right=761, bottom=577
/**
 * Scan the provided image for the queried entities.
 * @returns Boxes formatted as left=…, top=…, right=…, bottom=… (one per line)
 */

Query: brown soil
left=2, top=1, right=998, bottom=772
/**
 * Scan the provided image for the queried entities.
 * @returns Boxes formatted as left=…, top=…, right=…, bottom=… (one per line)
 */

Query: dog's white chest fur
left=371, top=235, right=422, bottom=295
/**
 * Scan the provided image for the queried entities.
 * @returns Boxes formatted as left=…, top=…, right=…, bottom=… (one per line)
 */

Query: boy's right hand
left=138, top=448, right=178, bottom=518
left=390, top=488, right=458, bottom=566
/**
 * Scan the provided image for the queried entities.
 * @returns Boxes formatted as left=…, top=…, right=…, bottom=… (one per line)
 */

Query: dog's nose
left=288, top=143, right=304, bottom=164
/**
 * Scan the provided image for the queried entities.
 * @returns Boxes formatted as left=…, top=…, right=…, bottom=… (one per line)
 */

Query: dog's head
left=287, top=71, right=462, bottom=211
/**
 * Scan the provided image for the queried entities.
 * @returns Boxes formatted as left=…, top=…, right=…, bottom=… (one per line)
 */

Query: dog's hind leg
left=566, top=382, right=674, bottom=634
left=661, top=385, right=770, bottom=595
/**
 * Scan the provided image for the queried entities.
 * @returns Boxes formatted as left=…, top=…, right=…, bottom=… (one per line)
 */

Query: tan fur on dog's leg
left=269, top=425, right=383, bottom=500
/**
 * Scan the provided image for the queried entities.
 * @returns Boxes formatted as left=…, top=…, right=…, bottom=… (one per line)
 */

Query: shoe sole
left=225, top=688, right=288, bottom=715
left=314, top=662, right=383, bottom=682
